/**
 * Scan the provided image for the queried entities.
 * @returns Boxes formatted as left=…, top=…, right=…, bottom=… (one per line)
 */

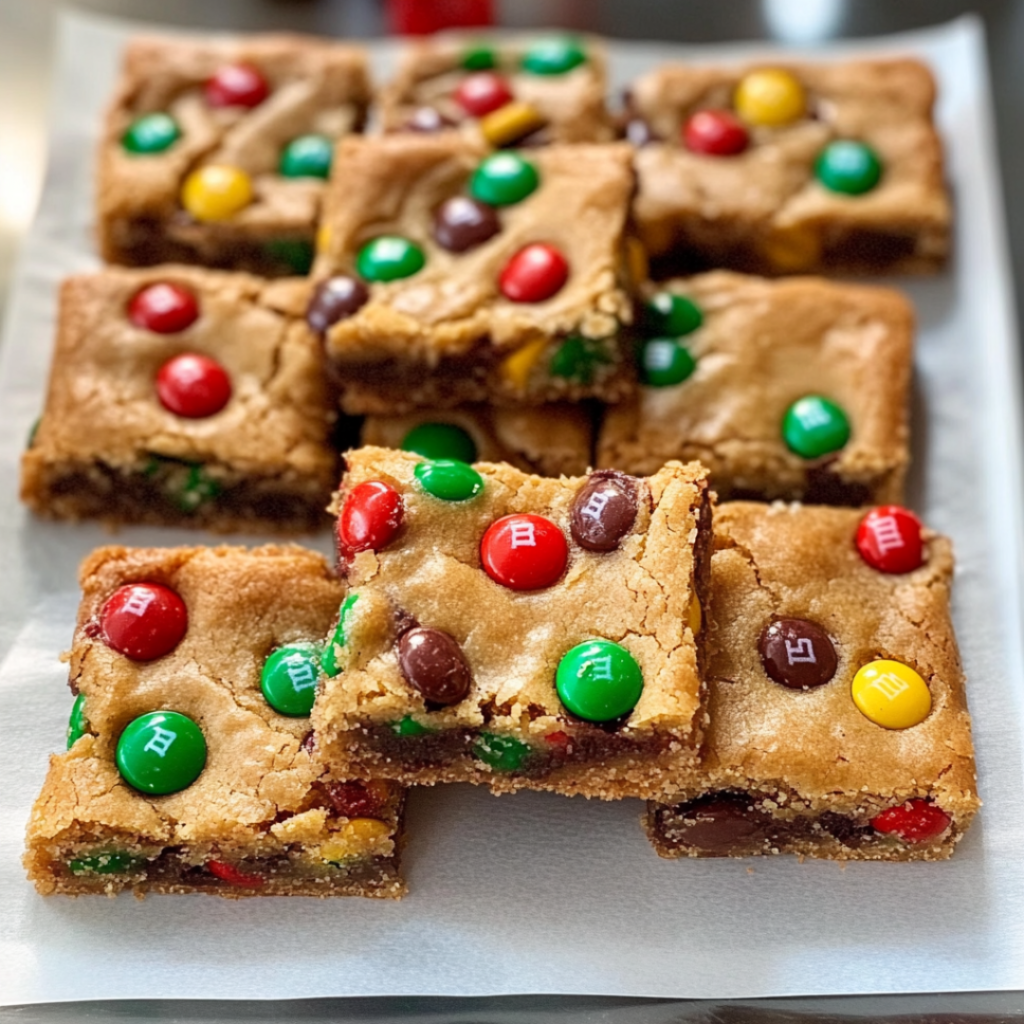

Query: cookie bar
left=597, top=272, right=913, bottom=504
left=626, top=59, right=950, bottom=275
left=21, top=266, right=336, bottom=534
left=361, top=403, right=593, bottom=478
left=98, top=34, right=370, bottom=276
left=309, top=134, right=635, bottom=413
left=312, top=447, right=712, bottom=799
left=380, top=34, right=612, bottom=147
left=645, top=502, right=979, bottom=861
left=25, top=545, right=406, bottom=897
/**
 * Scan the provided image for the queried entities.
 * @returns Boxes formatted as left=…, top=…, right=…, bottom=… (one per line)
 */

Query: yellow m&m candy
left=851, top=659, right=931, bottom=729
left=181, top=164, right=253, bottom=222
left=500, top=337, right=547, bottom=389
left=735, top=68, right=805, bottom=127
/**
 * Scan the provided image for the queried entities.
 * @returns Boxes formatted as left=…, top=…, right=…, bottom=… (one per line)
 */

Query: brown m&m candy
left=570, top=471, right=638, bottom=552
left=433, top=196, right=500, bottom=253
left=665, top=794, right=769, bottom=854
left=758, top=618, right=837, bottom=690
left=398, top=627, right=472, bottom=706
left=306, top=276, right=369, bottom=334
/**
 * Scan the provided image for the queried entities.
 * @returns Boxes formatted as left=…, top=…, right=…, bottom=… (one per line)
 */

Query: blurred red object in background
left=387, top=0, right=495, bottom=35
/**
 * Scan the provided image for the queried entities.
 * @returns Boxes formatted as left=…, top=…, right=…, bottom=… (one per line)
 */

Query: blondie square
left=21, top=266, right=336, bottom=534
left=645, top=502, right=979, bottom=861
left=309, top=134, right=635, bottom=413
left=626, top=59, right=950, bottom=275
left=598, top=272, right=913, bottom=504
left=379, top=34, right=612, bottom=147
left=312, top=447, right=712, bottom=799
left=98, top=34, right=370, bottom=275
left=25, top=545, right=406, bottom=897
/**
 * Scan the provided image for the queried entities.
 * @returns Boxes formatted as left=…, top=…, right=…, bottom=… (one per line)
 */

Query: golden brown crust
left=629, top=58, right=950, bottom=274
left=20, top=266, right=337, bottom=534
left=598, top=272, right=913, bottom=503
left=25, top=545, right=406, bottom=898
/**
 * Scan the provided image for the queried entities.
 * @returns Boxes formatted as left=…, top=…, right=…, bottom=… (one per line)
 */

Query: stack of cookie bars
left=21, top=32, right=979, bottom=897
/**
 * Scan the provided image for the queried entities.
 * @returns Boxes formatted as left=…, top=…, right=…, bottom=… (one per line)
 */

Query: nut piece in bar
left=380, top=34, right=612, bottom=147
left=645, top=502, right=979, bottom=861
left=310, top=135, right=636, bottom=414
left=21, top=267, right=337, bottom=534
left=362, top=403, right=593, bottom=478
left=98, top=34, right=370, bottom=275
left=626, top=60, right=950, bottom=275
left=25, top=545, right=406, bottom=897
left=313, top=446, right=712, bottom=800
left=598, top=272, right=913, bottom=505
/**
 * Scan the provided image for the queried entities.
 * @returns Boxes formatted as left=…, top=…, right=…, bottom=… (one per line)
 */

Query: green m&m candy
left=414, top=459, right=484, bottom=502
left=469, top=152, right=539, bottom=207
left=279, top=134, right=333, bottom=179
left=782, top=395, right=850, bottom=458
left=643, top=292, right=703, bottom=337
left=69, top=851, right=142, bottom=875
left=549, top=336, right=611, bottom=384
left=462, top=43, right=497, bottom=70
left=172, top=464, right=221, bottom=513
left=640, top=338, right=697, bottom=387
left=121, top=112, right=181, bottom=155
left=473, top=731, right=531, bottom=771
left=522, top=36, right=587, bottom=76
left=556, top=639, right=643, bottom=722
left=356, top=236, right=426, bottom=282
left=814, top=140, right=882, bottom=195
left=391, top=714, right=434, bottom=737
left=402, top=422, right=478, bottom=463
left=260, top=642, right=322, bottom=716
left=67, top=694, right=88, bottom=749
left=322, top=593, right=359, bottom=678
left=116, top=711, right=206, bottom=795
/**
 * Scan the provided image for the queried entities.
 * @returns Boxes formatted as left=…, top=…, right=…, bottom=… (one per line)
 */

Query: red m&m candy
left=683, top=110, right=749, bottom=156
left=337, top=481, right=404, bottom=561
left=100, top=582, right=188, bottom=661
left=207, top=860, right=264, bottom=888
left=156, top=354, right=232, bottom=419
left=480, top=513, right=568, bottom=590
left=856, top=506, right=924, bottom=574
left=454, top=72, right=514, bottom=117
left=205, top=63, right=269, bottom=109
left=128, top=283, right=199, bottom=334
left=499, top=244, right=569, bottom=303
left=870, top=799, right=951, bottom=843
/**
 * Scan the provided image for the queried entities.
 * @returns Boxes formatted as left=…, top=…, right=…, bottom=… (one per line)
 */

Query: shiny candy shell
left=205, top=63, right=270, bottom=109
left=356, top=236, right=426, bottom=282
left=640, top=338, right=696, bottom=387
left=556, top=639, right=643, bottom=723
left=469, top=152, right=539, bottom=206
left=261, top=642, right=322, bottom=717
left=782, top=395, right=850, bottom=458
left=116, top=711, right=207, bottom=795
left=337, top=480, right=404, bottom=561
left=279, top=134, right=333, bottom=179
left=851, top=659, right=932, bottom=730
left=871, top=799, right=951, bottom=843
left=156, top=354, right=232, bottom=419
left=67, top=694, right=88, bottom=749
left=569, top=471, right=638, bottom=552
left=856, top=506, right=924, bottom=574
left=815, top=140, right=883, bottom=195
left=100, top=582, right=188, bottom=661
left=306, top=275, right=369, bottom=334
left=432, top=196, right=501, bottom=253
left=454, top=71, right=514, bottom=117
left=461, top=44, right=497, bottom=70
left=121, top=112, right=181, bottom=155
left=683, top=110, right=749, bottom=156
left=758, top=618, right=837, bottom=690
left=398, top=627, right=472, bottom=706
left=401, top=422, right=478, bottom=463
left=473, top=731, right=531, bottom=771
left=128, top=282, right=199, bottom=334
left=643, top=292, right=702, bottom=337
left=480, top=513, right=568, bottom=591
left=521, top=36, right=586, bottom=76
left=734, top=68, right=806, bottom=126
left=181, top=165, right=253, bottom=222
left=480, top=101, right=547, bottom=148
left=414, top=459, right=484, bottom=502
left=499, top=243, right=568, bottom=303
left=322, top=593, right=359, bottom=678
left=548, top=336, right=611, bottom=384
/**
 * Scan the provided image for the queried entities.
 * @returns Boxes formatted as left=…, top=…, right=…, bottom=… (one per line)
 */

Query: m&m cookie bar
left=98, top=34, right=369, bottom=276
left=645, top=503, right=979, bottom=861
left=361, top=403, right=593, bottom=478
left=598, top=272, right=913, bottom=505
left=21, top=267, right=336, bottom=534
left=312, top=447, right=712, bottom=800
left=25, top=545, right=406, bottom=897
left=626, top=60, right=950, bottom=275
left=309, top=134, right=635, bottom=414
left=379, top=34, right=612, bottom=147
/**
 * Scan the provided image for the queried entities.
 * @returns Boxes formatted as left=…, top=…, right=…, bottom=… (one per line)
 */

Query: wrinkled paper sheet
left=1, top=11, right=1023, bottom=1006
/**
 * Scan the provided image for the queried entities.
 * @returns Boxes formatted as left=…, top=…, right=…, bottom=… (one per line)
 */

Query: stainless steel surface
left=1, top=1, right=1022, bottom=1018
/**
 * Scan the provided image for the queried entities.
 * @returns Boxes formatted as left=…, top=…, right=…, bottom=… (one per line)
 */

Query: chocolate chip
left=324, top=780, right=381, bottom=818
left=403, top=107, right=456, bottom=133
left=570, top=470, right=639, bottom=552
left=665, top=794, right=769, bottom=854
left=306, top=276, right=369, bottom=334
left=432, top=196, right=501, bottom=253
left=758, top=618, right=838, bottom=690
left=625, top=118, right=661, bottom=146
left=398, top=627, right=472, bottom=706
left=818, top=811, right=873, bottom=848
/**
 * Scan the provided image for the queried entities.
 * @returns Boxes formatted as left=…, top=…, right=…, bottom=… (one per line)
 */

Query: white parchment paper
left=1, top=12, right=1023, bottom=1006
